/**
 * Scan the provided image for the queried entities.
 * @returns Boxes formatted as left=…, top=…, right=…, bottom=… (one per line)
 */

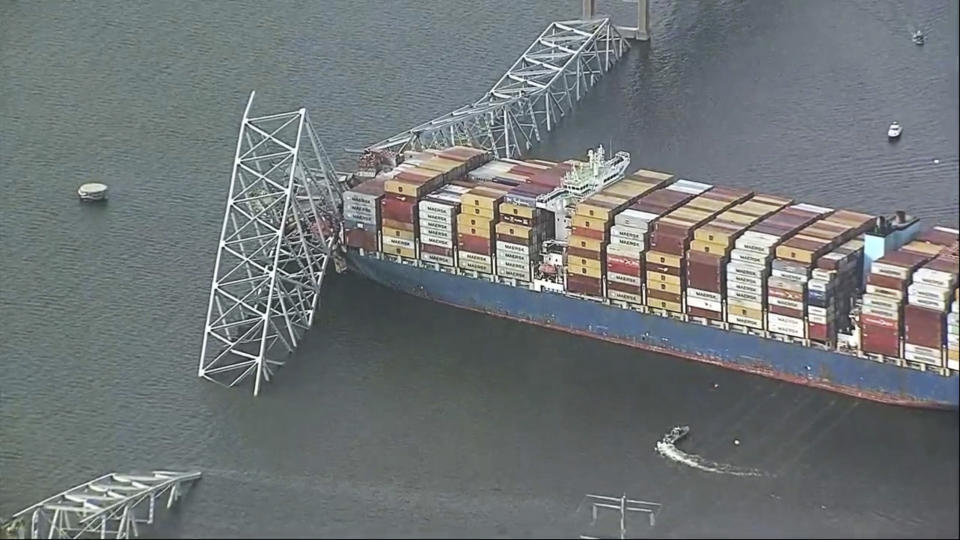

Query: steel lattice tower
left=198, top=92, right=343, bottom=396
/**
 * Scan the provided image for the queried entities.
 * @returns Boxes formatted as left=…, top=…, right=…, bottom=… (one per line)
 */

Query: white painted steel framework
left=198, top=91, right=344, bottom=396
left=7, top=471, right=201, bottom=539
left=367, top=18, right=630, bottom=159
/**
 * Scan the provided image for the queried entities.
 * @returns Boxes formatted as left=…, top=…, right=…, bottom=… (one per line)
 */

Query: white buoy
left=933, top=159, right=940, bottom=164
left=78, top=183, right=108, bottom=202
left=713, top=383, right=719, bottom=389
left=733, top=439, right=741, bottom=446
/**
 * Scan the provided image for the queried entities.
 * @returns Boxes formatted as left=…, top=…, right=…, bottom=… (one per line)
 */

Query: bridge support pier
left=584, top=0, right=650, bottom=42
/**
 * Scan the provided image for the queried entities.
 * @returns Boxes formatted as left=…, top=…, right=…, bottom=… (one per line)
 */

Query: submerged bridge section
left=366, top=18, right=630, bottom=160
left=4, top=471, right=201, bottom=539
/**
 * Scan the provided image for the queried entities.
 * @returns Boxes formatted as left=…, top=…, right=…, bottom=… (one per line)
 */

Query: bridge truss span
left=367, top=18, right=630, bottom=159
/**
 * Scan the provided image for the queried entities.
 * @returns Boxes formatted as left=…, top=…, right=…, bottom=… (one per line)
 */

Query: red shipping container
left=646, top=288, right=682, bottom=303
left=904, top=304, right=946, bottom=348
left=607, top=260, right=642, bottom=276
left=768, top=287, right=803, bottom=302
left=382, top=192, right=415, bottom=203
left=607, top=280, right=641, bottom=294
left=769, top=304, right=804, bottom=318
left=866, top=272, right=905, bottom=290
left=862, top=324, right=900, bottom=357
left=458, top=234, right=493, bottom=255
left=572, top=226, right=607, bottom=241
left=346, top=228, right=377, bottom=251
left=647, top=262, right=683, bottom=276
left=650, top=231, right=688, bottom=255
left=807, top=322, right=830, bottom=342
left=567, top=274, right=603, bottom=296
left=381, top=197, right=417, bottom=222
left=568, top=246, right=603, bottom=259
left=687, top=305, right=723, bottom=320
left=860, top=313, right=899, bottom=330
left=420, top=243, right=454, bottom=257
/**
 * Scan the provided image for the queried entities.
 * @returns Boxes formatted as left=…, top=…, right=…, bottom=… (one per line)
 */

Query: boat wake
left=655, top=426, right=767, bottom=478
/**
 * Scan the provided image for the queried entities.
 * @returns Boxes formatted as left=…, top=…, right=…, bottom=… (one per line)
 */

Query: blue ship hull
left=347, top=253, right=960, bottom=410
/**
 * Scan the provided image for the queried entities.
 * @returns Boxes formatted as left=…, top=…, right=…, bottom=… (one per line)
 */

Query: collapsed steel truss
left=198, top=91, right=343, bottom=396
left=7, top=470, right=201, bottom=539
left=367, top=18, right=630, bottom=159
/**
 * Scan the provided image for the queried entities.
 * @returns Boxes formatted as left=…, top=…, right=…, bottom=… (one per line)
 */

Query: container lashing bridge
left=199, top=8, right=639, bottom=395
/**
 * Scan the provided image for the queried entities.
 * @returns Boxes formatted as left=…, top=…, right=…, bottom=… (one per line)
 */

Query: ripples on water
left=1, top=0, right=957, bottom=538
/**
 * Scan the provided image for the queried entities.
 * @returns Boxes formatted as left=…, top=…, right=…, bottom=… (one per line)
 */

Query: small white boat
left=78, top=182, right=109, bottom=201
left=912, top=30, right=924, bottom=45
left=887, top=121, right=903, bottom=139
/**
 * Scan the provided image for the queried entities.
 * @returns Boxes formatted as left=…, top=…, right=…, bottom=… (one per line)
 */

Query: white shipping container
left=729, top=314, right=764, bottom=329
left=948, top=334, right=959, bottom=345
left=908, top=295, right=949, bottom=311
left=420, top=234, right=454, bottom=249
left=460, top=251, right=492, bottom=265
left=728, top=262, right=767, bottom=279
left=904, top=348, right=943, bottom=366
left=607, top=288, right=644, bottom=304
left=419, top=221, right=454, bottom=237
left=496, top=241, right=530, bottom=256
left=907, top=282, right=952, bottom=302
left=609, top=225, right=647, bottom=242
left=862, top=294, right=900, bottom=312
left=497, top=267, right=531, bottom=281
left=807, top=305, right=837, bottom=317
left=727, top=297, right=764, bottom=311
left=791, top=202, right=833, bottom=214
left=771, top=268, right=808, bottom=283
left=912, top=268, right=958, bottom=289
left=687, top=288, right=722, bottom=303
left=727, top=280, right=764, bottom=296
left=670, top=179, right=713, bottom=193
left=607, top=243, right=644, bottom=260
left=768, top=313, right=806, bottom=338
left=768, top=296, right=804, bottom=311
left=609, top=235, right=644, bottom=250
left=905, top=342, right=942, bottom=357
left=807, top=278, right=834, bottom=292
left=421, top=252, right=455, bottom=266
left=497, top=258, right=530, bottom=272
left=866, top=284, right=905, bottom=301
left=949, top=358, right=960, bottom=371
left=383, top=236, right=415, bottom=250
left=729, top=289, right=764, bottom=303
left=871, top=262, right=912, bottom=280
left=729, top=272, right=765, bottom=288
left=807, top=313, right=829, bottom=325
left=811, top=268, right=838, bottom=282
left=497, top=250, right=530, bottom=265
left=608, top=272, right=642, bottom=286
left=861, top=303, right=900, bottom=320
left=731, top=249, right=770, bottom=266
left=419, top=200, right=457, bottom=214
left=686, top=295, right=722, bottom=312
left=419, top=211, right=454, bottom=225
left=614, top=210, right=658, bottom=229
left=768, top=276, right=805, bottom=292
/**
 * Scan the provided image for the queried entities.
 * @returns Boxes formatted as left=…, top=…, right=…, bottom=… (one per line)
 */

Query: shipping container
left=567, top=273, right=603, bottom=296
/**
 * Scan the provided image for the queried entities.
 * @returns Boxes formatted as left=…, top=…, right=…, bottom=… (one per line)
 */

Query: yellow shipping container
left=567, top=262, right=603, bottom=279
left=568, top=235, right=605, bottom=252
left=687, top=197, right=728, bottom=214
left=462, top=187, right=507, bottom=210
left=717, top=210, right=758, bottom=225
left=775, top=246, right=818, bottom=264
left=647, top=279, right=683, bottom=295
left=382, top=226, right=415, bottom=241
left=751, top=194, right=793, bottom=206
left=601, top=179, right=653, bottom=198
left=386, top=245, right=417, bottom=259
left=645, top=271, right=681, bottom=286
left=572, top=213, right=610, bottom=231
left=499, top=202, right=535, bottom=219
left=381, top=218, right=416, bottom=232
left=420, top=157, right=463, bottom=174
left=457, top=212, right=494, bottom=229
left=384, top=179, right=427, bottom=198
left=496, top=221, right=534, bottom=239
left=901, top=241, right=943, bottom=256
left=648, top=299, right=683, bottom=313
left=461, top=203, right=496, bottom=219
left=628, top=168, right=675, bottom=185
left=566, top=255, right=602, bottom=270
left=689, top=239, right=730, bottom=255
left=459, top=258, right=493, bottom=274
left=948, top=349, right=959, bottom=361
left=694, top=223, right=743, bottom=244
left=727, top=304, right=764, bottom=321
left=645, top=251, right=683, bottom=268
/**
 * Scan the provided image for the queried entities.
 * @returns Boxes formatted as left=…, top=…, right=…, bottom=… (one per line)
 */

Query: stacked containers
left=653, top=186, right=752, bottom=316
left=860, top=245, right=934, bottom=357
left=642, top=180, right=715, bottom=312
left=687, top=195, right=790, bottom=321
left=902, top=229, right=960, bottom=366
left=566, top=190, right=635, bottom=297
left=602, top=171, right=677, bottom=304
left=418, top=183, right=472, bottom=267
left=495, top=182, right=556, bottom=281
left=343, top=177, right=386, bottom=252
left=458, top=184, right=510, bottom=274
left=771, top=210, right=875, bottom=340
left=808, top=238, right=867, bottom=344
left=950, top=285, right=959, bottom=371
left=380, top=165, right=444, bottom=259
left=726, top=203, right=831, bottom=330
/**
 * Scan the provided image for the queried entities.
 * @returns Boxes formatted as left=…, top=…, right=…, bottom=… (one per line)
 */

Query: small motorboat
left=661, top=425, right=690, bottom=445
left=912, top=30, right=924, bottom=46
left=77, top=182, right=109, bottom=202
left=887, top=121, right=903, bottom=139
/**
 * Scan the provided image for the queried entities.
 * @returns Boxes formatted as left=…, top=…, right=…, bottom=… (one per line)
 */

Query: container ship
left=339, top=145, right=960, bottom=409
